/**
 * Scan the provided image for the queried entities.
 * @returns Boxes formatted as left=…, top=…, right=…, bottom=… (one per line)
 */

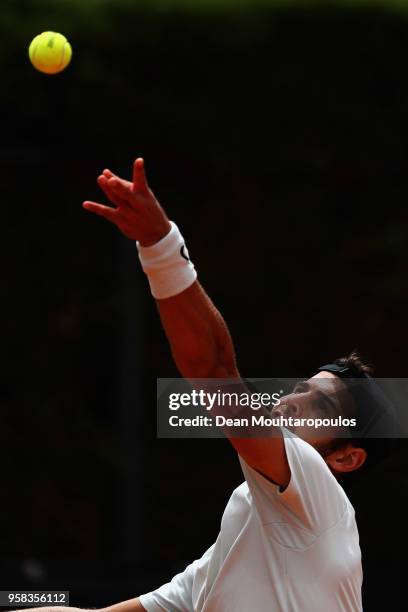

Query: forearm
left=156, top=281, right=239, bottom=379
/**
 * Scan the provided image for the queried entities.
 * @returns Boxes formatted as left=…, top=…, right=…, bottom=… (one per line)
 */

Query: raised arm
left=83, top=159, right=289, bottom=486
left=156, top=281, right=239, bottom=379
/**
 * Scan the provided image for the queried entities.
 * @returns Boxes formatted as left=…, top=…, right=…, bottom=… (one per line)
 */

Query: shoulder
left=239, top=432, right=349, bottom=534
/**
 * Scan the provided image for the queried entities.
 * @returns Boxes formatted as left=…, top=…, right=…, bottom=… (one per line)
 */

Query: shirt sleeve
left=239, top=429, right=347, bottom=536
left=139, top=544, right=214, bottom=612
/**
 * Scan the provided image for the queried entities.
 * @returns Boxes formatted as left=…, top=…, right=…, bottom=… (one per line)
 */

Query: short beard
left=314, top=438, right=349, bottom=458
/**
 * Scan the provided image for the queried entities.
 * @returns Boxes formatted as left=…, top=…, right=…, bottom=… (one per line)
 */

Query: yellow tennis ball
left=29, top=31, right=72, bottom=75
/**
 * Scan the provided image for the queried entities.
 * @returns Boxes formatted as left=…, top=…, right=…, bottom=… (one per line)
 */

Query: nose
left=275, top=393, right=302, bottom=416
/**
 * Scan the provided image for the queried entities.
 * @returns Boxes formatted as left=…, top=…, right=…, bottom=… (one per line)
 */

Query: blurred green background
left=1, top=0, right=408, bottom=610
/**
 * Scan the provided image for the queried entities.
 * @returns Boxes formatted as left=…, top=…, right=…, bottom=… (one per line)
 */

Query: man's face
left=271, top=371, right=356, bottom=448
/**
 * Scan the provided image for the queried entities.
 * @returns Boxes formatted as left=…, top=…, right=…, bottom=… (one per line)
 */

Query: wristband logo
left=180, top=244, right=191, bottom=263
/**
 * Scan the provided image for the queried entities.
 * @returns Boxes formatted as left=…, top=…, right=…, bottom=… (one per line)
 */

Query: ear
left=325, top=445, right=367, bottom=474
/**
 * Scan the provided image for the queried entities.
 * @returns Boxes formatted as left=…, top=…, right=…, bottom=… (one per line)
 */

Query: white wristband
left=136, top=221, right=197, bottom=299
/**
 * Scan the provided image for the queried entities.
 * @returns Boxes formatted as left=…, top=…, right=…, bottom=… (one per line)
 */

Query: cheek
left=298, top=394, right=320, bottom=416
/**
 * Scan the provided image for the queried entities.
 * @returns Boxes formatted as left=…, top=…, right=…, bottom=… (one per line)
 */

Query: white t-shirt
left=139, top=432, right=363, bottom=612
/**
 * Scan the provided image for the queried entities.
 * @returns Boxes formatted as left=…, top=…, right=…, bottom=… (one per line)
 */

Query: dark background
left=1, top=0, right=408, bottom=610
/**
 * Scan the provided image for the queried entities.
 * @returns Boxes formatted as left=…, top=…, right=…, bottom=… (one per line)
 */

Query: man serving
left=82, top=158, right=391, bottom=611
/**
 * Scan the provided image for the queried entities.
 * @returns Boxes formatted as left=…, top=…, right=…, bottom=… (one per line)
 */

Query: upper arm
left=158, top=282, right=290, bottom=486
left=208, top=364, right=291, bottom=488
left=231, top=435, right=290, bottom=488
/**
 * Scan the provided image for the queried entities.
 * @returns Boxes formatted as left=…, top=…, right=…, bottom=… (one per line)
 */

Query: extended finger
left=103, top=168, right=133, bottom=189
left=132, top=158, right=149, bottom=193
left=82, top=201, right=118, bottom=223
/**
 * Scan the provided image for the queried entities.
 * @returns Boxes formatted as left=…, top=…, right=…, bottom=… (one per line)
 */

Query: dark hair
left=333, top=350, right=373, bottom=377
left=331, top=351, right=394, bottom=475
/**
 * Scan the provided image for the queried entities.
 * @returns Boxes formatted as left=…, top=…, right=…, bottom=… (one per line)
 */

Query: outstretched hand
left=83, top=158, right=171, bottom=246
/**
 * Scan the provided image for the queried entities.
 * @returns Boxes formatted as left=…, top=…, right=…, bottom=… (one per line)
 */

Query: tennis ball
left=29, top=31, right=72, bottom=75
